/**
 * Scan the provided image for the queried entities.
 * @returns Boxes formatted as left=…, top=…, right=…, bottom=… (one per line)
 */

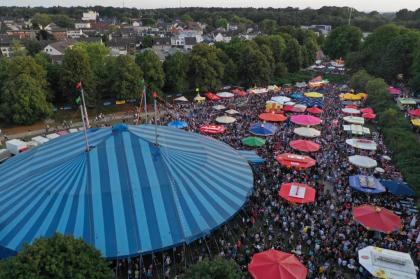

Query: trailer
left=6, top=139, right=28, bottom=155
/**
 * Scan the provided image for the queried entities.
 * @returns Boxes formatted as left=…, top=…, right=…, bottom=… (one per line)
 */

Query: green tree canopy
left=183, top=257, right=242, bottom=279
left=259, top=19, right=278, bottom=35
left=52, top=14, right=74, bottom=28
left=215, top=18, right=229, bottom=29
left=163, top=51, right=189, bottom=93
left=188, top=44, right=225, bottom=91
left=60, top=47, right=96, bottom=104
left=324, top=25, right=362, bottom=59
left=31, top=13, right=52, bottom=29
left=0, top=56, right=52, bottom=124
left=105, top=55, right=143, bottom=100
left=0, top=233, right=112, bottom=279
left=282, top=35, right=303, bottom=73
left=350, top=69, right=373, bottom=91
left=135, top=49, right=165, bottom=92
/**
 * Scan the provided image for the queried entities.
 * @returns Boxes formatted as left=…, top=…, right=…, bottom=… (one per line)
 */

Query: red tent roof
left=259, top=113, right=287, bottom=122
left=279, top=182, right=316, bottom=204
left=282, top=105, right=299, bottom=113
left=388, top=86, right=401, bottom=95
left=199, top=125, right=225, bottom=134
left=306, top=107, right=323, bottom=115
left=248, top=250, right=308, bottom=279
left=276, top=153, right=316, bottom=169
left=289, top=139, right=320, bottom=152
left=352, top=205, right=401, bottom=234
left=360, top=107, right=374, bottom=114
left=408, top=108, right=420, bottom=117
left=231, top=88, right=247, bottom=97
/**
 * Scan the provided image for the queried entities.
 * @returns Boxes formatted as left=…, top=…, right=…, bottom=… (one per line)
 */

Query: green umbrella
left=242, top=137, right=266, bottom=147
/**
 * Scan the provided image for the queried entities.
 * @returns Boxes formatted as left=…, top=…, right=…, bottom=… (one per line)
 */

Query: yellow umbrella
left=356, top=92, right=368, bottom=99
left=342, top=93, right=362, bottom=101
left=411, top=119, right=420, bottom=127
left=304, top=92, right=323, bottom=98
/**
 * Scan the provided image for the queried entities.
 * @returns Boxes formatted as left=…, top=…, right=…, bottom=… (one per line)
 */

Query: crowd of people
left=115, top=83, right=419, bottom=279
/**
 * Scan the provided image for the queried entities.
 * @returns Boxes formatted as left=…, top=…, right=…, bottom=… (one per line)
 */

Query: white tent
left=342, top=108, right=361, bottom=114
left=216, top=92, right=234, bottom=98
left=295, top=82, right=307, bottom=88
left=174, top=96, right=189, bottom=102
left=69, top=128, right=79, bottom=133
left=346, top=138, right=377, bottom=151
left=358, top=246, right=417, bottom=279
left=348, top=155, right=377, bottom=168
left=375, top=167, right=385, bottom=173
left=293, top=127, right=321, bottom=138
left=46, top=133, right=60, bottom=140
left=271, top=96, right=291, bottom=104
left=213, top=105, right=226, bottom=110
left=194, top=94, right=205, bottom=102
left=343, top=124, right=370, bottom=135
left=225, top=109, right=239, bottom=115
left=343, top=116, right=365, bottom=125
left=31, top=136, right=50, bottom=145
left=216, top=116, right=236, bottom=124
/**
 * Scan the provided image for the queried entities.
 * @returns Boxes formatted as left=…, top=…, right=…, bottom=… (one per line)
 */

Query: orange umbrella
left=289, top=139, right=320, bottom=152
left=259, top=113, right=287, bottom=122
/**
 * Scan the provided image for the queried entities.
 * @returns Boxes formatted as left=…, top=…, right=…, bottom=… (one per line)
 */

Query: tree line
left=0, top=27, right=319, bottom=125
left=323, top=23, right=420, bottom=95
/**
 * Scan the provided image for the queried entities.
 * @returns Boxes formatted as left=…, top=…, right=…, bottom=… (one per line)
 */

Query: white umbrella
left=375, top=167, right=385, bottom=173
left=216, top=92, right=234, bottom=98
left=382, top=155, right=391, bottom=161
left=174, top=96, right=189, bottom=102
left=285, top=101, right=296, bottom=106
left=345, top=138, right=377, bottom=151
left=358, top=246, right=417, bottom=279
left=343, top=124, right=370, bottom=135
left=225, top=109, right=239, bottom=115
left=348, top=155, right=377, bottom=168
left=294, top=104, right=307, bottom=112
left=216, top=116, right=236, bottom=124
left=342, top=108, right=360, bottom=114
left=194, top=94, right=205, bottom=102
left=343, top=116, right=365, bottom=125
left=293, top=127, right=321, bottom=138
left=213, top=105, right=226, bottom=110
left=271, top=96, right=291, bottom=104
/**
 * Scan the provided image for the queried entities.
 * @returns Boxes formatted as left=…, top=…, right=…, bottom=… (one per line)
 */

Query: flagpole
left=77, top=82, right=90, bottom=152
left=153, top=92, right=158, bottom=146
left=79, top=104, right=90, bottom=152
left=143, top=82, right=148, bottom=123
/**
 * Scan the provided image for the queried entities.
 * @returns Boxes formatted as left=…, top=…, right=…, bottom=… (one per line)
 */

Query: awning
left=276, top=153, right=316, bottom=169
left=293, top=127, right=321, bottom=138
left=358, top=246, right=417, bottom=279
left=348, top=155, right=377, bottom=168
left=349, top=175, right=386, bottom=194
left=278, top=182, right=316, bottom=204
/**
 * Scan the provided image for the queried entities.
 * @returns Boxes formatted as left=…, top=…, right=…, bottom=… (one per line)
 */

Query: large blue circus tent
left=0, top=124, right=253, bottom=259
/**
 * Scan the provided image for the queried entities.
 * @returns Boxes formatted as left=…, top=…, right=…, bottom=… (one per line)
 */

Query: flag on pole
left=75, top=96, right=81, bottom=105
left=152, top=92, right=158, bottom=99
left=75, top=81, right=82, bottom=91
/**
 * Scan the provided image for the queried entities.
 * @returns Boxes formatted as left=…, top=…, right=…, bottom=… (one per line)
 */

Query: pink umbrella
left=290, top=115, right=321, bottom=126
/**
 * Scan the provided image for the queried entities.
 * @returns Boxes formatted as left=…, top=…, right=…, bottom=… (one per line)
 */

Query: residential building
left=301, top=25, right=332, bottom=36
left=67, top=29, right=84, bottom=39
left=184, top=37, right=197, bottom=50
left=108, top=37, right=140, bottom=55
left=75, top=22, right=91, bottom=29
left=82, top=11, right=99, bottom=22
left=43, top=40, right=74, bottom=56
left=0, top=34, right=12, bottom=57
left=6, top=30, right=36, bottom=40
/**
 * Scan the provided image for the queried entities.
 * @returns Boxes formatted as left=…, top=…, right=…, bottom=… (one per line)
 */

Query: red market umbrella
left=282, top=105, right=299, bottom=113
left=360, top=107, right=374, bottom=114
left=291, top=115, right=321, bottom=126
left=353, top=205, right=401, bottom=234
left=232, top=88, right=247, bottom=97
left=276, top=153, right=316, bottom=169
left=362, top=113, right=376, bottom=120
left=408, top=108, right=420, bottom=117
left=306, top=107, right=323, bottom=115
left=289, top=139, right=320, bottom=152
left=279, top=182, right=316, bottom=204
left=204, top=92, right=221, bottom=101
left=345, top=105, right=358, bottom=109
left=199, top=125, right=225, bottom=134
left=248, top=250, right=308, bottom=279
left=259, top=113, right=287, bottom=122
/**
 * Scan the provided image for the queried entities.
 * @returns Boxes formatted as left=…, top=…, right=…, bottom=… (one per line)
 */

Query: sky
left=1, top=0, right=419, bottom=12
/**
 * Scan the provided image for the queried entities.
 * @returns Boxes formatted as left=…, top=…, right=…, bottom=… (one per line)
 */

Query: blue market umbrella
left=380, top=180, right=415, bottom=197
left=249, top=123, right=278, bottom=136
left=349, top=175, right=386, bottom=194
left=290, top=93, right=303, bottom=99
left=168, top=120, right=188, bottom=129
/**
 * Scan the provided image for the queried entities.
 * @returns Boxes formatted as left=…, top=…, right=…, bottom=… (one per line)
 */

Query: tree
left=0, top=56, right=52, bottom=124
left=22, top=39, right=42, bottom=56
left=323, top=25, right=362, bottom=59
left=163, top=51, right=189, bottom=93
left=52, top=14, right=74, bottom=28
left=106, top=55, right=143, bottom=100
left=259, top=19, right=278, bottom=35
left=135, top=49, right=164, bottom=92
left=183, top=257, right=242, bottom=279
left=0, top=233, right=112, bottom=279
left=188, top=44, right=225, bottom=91
left=31, top=13, right=52, bottom=29
left=142, top=35, right=154, bottom=49
left=60, top=47, right=96, bottom=104
left=350, top=69, right=373, bottom=91
left=215, top=18, right=228, bottom=29
left=282, top=35, right=303, bottom=73
left=238, top=43, right=272, bottom=86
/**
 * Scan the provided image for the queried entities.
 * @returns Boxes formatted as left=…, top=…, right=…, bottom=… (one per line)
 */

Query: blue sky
left=3, top=1, right=420, bottom=12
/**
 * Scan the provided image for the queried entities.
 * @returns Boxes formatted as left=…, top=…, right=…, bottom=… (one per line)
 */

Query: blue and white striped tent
left=0, top=124, right=253, bottom=259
